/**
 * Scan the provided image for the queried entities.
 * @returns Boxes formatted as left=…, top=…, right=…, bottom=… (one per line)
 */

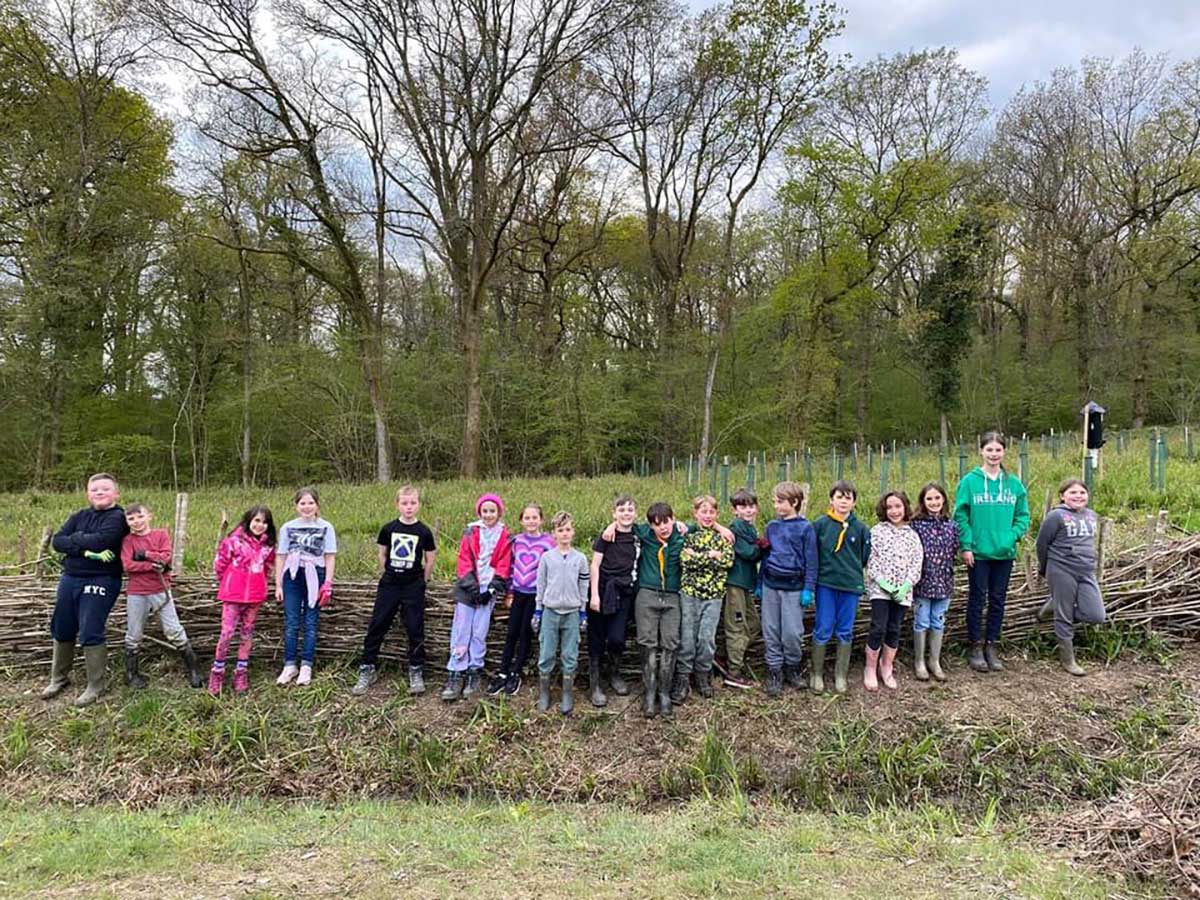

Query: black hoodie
left=52, top=505, right=129, bottom=578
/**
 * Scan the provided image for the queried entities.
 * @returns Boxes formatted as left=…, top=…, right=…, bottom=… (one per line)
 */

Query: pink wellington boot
left=880, top=646, right=898, bottom=690
left=207, top=663, right=225, bottom=697
left=233, top=665, right=250, bottom=694
left=864, top=646, right=880, bottom=692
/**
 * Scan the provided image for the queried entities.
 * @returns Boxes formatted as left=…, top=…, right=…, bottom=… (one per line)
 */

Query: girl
left=909, top=483, right=959, bottom=682
left=442, top=493, right=512, bottom=702
left=953, top=432, right=1030, bottom=673
left=1035, top=479, right=1106, bottom=676
left=487, top=503, right=553, bottom=697
left=865, top=491, right=923, bottom=691
left=275, top=487, right=337, bottom=686
left=210, top=506, right=276, bottom=695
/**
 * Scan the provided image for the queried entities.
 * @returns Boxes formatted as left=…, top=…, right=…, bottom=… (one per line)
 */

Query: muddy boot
left=1057, top=638, right=1086, bottom=676
left=913, top=631, right=929, bottom=681
left=863, top=645, right=880, bottom=692
left=927, top=630, right=946, bottom=682
left=462, top=668, right=483, bottom=699
left=606, top=653, right=629, bottom=696
left=588, top=655, right=607, bottom=707
left=537, top=674, right=553, bottom=712
left=984, top=641, right=1005, bottom=672
left=764, top=667, right=783, bottom=698
left=834, top=641, right=852, bottom=694
left=695, top=669, right=713, bottom=698
left=967, top=641, right=989, bottom=673
left=561, top=674, right=575, bottom=716
left=1037, top=594, right=1055, bottom=622
left=124, top=648, right=148, bottom=690
left=809, top=642, right=826, bottom=693
left=180, top=643, right=204, bottom=688
left=669, top=670, right=690, bottom=704
left=880, top=646, right=898, bottom=690
left=640, top=647, right=657, bottom=718
left=74, top=644, right=108, bottom=707
left=657, top=651, right=676, bottom=720
left=440, top=671, right=464, bottom=702
left=42, top=641, right=75, bottom=699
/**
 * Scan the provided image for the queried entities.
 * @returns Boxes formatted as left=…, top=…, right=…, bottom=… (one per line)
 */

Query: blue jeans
left=538, top=608, right=580, bottom=676
left=913, top=597, right=950, bottom=633
left=677, top=594, right=722, bottom=675
left=52, top=575, right=121, bottom=647
left=966, top=559, right=1013, bottom=642
left=282, top=567, right=325, bottom=665
left=761, top=586, right=804, bottom=669
left=812, top=585, right=860, bottom=644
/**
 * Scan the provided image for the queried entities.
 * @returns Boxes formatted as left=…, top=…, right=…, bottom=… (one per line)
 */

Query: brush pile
left=1, top=533, right=1198, bottom=668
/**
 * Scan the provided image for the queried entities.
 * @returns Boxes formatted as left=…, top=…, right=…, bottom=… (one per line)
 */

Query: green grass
left=0, top=798, right=1136, bottom=898
left=1, top=425, right=1197, bottom=579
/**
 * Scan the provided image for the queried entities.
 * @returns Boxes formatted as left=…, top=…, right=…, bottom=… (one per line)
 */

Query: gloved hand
left=579, top=608, right=588, bottom=634
left=755, top=537, right=770, bottom=550
left=877, top=577, right=897, bottom=594
left=132, top=549, right=147, bottom=561
left=318, top=581, right=333, bottom=608
left=753, top=584, right=763, bottom=601
left=896, top=582, right=912, bottom=603
left=800, top=589, right=814, bottom=608
left=531, top=610, right=542, bottom=633
left=152, top=560, right=168, bottom=574
left=84, top=549, right=116, bottom=563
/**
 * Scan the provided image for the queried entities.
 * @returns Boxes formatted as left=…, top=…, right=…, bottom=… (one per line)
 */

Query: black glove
left=132, top=550, right=147, bottom=561
left=152, top=560, right=169, bottom=573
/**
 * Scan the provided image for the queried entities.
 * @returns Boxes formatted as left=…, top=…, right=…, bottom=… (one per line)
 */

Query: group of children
left=40, top=433, right=1109, bottom=708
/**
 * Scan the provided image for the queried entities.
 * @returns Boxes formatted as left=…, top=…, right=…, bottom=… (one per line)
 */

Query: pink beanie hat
left=476, top=493, right=505, bottom=518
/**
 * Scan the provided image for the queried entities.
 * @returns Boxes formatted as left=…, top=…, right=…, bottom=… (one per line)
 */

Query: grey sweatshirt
left=536, top=546, right=590, bottom=612
left=1035, top=505, right=1098, bottom=577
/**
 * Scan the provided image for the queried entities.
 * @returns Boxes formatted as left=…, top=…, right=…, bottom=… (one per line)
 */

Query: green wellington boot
left=913, top=631, right=929, bottom=681
left=41, top=641, right=75, bottom=699
left=809, top=642, right=826, bottom=693
left=834, top=641, right=853, bottom=693
left=74, top=644, right=108, bottom=707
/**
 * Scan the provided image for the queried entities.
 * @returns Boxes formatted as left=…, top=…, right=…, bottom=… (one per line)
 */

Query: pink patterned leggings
left=214, top=602, right=260, bottom=663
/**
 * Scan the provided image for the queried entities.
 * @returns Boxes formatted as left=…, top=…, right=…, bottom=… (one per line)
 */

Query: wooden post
left=799, top=483, right=811, bottom=518
left=17, top=530, right=26, bottom=566
left=37, top=526, right=52, bottom=579
left=1144, top=513, right=1156, bottom=583
left=1023, top=552, right=1034, bottom=592
left=172, top=492, right=189, bottom=573
left=1095, top=517, right=1110, bottom=579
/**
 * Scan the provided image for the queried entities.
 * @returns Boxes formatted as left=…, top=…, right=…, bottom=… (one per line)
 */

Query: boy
left=759, top=481, right=817, bottom=697
left=722, top=489, right=762, bottom=690
left=532, top=511, right=590, bottom=716
left=673, top=495, right=733, bottom=703
left=354, top=485, right=437, bottom=696
left=120, top=504, right=203, bottom=689
left=43, top=473, right=129, bottom=707
left=811, top=481, right=872, bottom=693
left=587, top=495, right=639, bottom=707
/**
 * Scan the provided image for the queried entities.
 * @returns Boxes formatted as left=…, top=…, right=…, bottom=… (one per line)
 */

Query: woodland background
left=2, top=0, right=1199, bottom=492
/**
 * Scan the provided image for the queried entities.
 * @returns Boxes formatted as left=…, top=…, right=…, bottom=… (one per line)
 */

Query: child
left=354, top=486, right=437, bottom=697
left=587, top=495, right=640, bottom=706
left=275, top=487, right=337, bottom=686
left=211, top=506, right=277, bottom=695
left=758, top=481, right=817, bottom=698
left=673, top=495, right=734, bottom=702
left=532, top=511, right=590, bottom=715
left=442, top=493, right=512, bottom=702
left=909, top=483, right=959, bottom=682
left=43, top=473, right=129, bottom=707
left=606, top=502, right=686, bottom=719
left=1036, top=479, right=1106, bottom=676
left=811, top=481, right=872, bottom=693
left=488, top=503, right=553, bottom=697
left=865, top=491, right=924, bottom=691
left=120, top=503, right=202, bottom=689
left=953, top=431, right=1031, bottom=673
left=722, top=489, right=762, bottom=690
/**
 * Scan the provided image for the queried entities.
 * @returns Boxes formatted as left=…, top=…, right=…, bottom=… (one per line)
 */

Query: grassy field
left=0, top=798, right=1130, bottom=898
left=1, top=428, right=1197, bottom=580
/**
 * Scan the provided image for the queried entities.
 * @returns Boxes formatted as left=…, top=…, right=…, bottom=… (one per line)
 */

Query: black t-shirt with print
left=377, top=519, right=437, bottom=584
left=592, top=529, right=638, bottom=587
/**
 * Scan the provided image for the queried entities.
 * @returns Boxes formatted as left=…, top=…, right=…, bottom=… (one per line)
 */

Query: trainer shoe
left=351, top=664, right=377, bottom=696
left=296, top=664, right=312, bottom=686
left=276, top=664, right=298, bottom=685
left=503, top=672, right=522, bottom=695
left=723, top=669, right=754, bottom=690
left=486, top=672, right=508, bottom=696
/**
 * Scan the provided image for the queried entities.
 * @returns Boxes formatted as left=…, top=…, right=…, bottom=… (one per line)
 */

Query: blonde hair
left=88, top=472, right=118, bottom=488
left=395, top=484, right=419, bottom=500
left=692, top=494, right=718, bottom=511
left=773, top=481, right=805, bottom=511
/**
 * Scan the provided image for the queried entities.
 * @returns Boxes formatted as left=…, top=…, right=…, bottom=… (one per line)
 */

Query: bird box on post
left=1081, top=401, right=1106, bottom=487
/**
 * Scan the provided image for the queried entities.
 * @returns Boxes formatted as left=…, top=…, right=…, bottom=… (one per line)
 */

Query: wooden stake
left=172, top=492, right=189, bottom=573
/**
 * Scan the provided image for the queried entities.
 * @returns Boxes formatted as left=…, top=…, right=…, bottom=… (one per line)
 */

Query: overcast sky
left=691, top=0, right=1200, bottom=109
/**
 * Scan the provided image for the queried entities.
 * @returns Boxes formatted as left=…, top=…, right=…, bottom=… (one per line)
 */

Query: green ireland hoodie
left=952, top=467, right=1030, bottom=561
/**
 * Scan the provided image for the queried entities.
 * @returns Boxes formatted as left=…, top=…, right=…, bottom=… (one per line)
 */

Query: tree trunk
left=698, top=342, right=719, bottom=462
left=460, top=278, right=484, bottom=479
left=940, top=411, right=949, bottom=451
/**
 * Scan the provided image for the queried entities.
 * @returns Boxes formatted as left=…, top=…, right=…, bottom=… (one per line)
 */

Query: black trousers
left=362, top=577, right=426, bottom=668
left=498, top=590, right=537, bottom=674
left=867, top=597, right=906, bottom=651
left=587, top=584, right=634, bottom=659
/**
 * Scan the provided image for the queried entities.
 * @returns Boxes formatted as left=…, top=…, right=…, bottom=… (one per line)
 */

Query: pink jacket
left=455, top=523, right=513, bottom=585
left=214, top=527, right=276, bottom=604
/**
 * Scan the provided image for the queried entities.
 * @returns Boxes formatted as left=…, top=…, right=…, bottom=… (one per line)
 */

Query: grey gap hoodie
left=1035, top=504, right=1098, bottom=577
left=535, top=546, right=590, bottom=612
